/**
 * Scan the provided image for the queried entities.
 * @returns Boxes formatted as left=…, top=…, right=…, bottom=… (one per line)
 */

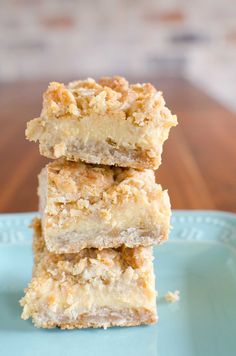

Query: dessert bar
left=26, top=76, right=177, bottom=169
left=20, top=219, right=157, bottom=329
left=38, top=159, right=171, bottom=253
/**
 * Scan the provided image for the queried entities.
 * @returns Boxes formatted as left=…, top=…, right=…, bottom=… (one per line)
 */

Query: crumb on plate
left=165, top=290, right=180, bottom=303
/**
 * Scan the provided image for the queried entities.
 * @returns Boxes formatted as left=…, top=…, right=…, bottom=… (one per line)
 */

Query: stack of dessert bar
left=20, top=76, right=177, bottom=329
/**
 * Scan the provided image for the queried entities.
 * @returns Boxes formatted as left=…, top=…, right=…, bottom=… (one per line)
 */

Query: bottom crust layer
left=39, top=138, right=160, bottom=170
left=29, top=307, right=157, bottom=329
left=45, top=227, right=167, bottom=253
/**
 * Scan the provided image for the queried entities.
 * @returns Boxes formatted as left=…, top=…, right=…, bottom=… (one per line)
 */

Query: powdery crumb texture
left=165, top=290, right=180, bottom=303
left=41, top=76, right=177, bottom=127
left=42, top=157, right=167, bottom=214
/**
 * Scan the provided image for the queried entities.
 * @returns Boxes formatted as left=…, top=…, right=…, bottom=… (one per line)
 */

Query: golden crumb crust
left=42, top=157, right=162, bottom=205
left=41, top=76, right=176, bottom=127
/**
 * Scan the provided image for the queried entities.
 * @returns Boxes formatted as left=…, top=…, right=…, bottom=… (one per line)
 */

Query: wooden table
left=1, top=77, right=236, bottom=213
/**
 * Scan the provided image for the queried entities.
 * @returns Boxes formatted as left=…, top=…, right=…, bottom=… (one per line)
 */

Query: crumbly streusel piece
left=38, top=158, right=171, bottom=253
left=165, top=290, right=180, bottom=303
left=20, top=219, right=157, bottom=329
left=26, top=76, right=177, bottom=169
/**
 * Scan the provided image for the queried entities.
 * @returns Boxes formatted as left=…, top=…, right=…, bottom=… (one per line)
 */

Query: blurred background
left=0, top=0, right=236, bottom=212
left=1, top=0, right=236, bottom=109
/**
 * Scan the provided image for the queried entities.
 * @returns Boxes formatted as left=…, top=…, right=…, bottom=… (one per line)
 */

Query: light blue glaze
left=0, top=211, right=236, bottom=356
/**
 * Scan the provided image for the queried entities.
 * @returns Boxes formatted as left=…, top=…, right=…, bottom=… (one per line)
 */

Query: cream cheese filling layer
left=27, top=115, right=173, bottom=152
left=44, top=195, right=170, bottom=238
left=26, top=277, right=156, bottom=317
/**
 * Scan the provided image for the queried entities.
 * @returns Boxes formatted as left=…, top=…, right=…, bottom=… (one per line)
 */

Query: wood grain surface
left=0, top=77, right=236, bottom=213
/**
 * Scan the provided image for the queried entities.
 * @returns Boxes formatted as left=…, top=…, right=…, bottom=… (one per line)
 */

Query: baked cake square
left=26, top=76, right=177, bottom=169
left=20, top=219, right=157, bottom=329
left=38, top=158, right=171, bottom=253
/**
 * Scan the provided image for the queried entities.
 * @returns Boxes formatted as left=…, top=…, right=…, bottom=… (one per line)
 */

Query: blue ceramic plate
left=0, top=211, right=236, bottom=356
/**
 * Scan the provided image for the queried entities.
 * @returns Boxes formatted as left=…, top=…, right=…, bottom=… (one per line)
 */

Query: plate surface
left=0, top=211, right=236, bottom=356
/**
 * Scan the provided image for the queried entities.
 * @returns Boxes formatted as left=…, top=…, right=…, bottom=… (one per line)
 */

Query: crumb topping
left=39, top=158, right=163, bottom=221
left=40, top=76, right=176, bottom=127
